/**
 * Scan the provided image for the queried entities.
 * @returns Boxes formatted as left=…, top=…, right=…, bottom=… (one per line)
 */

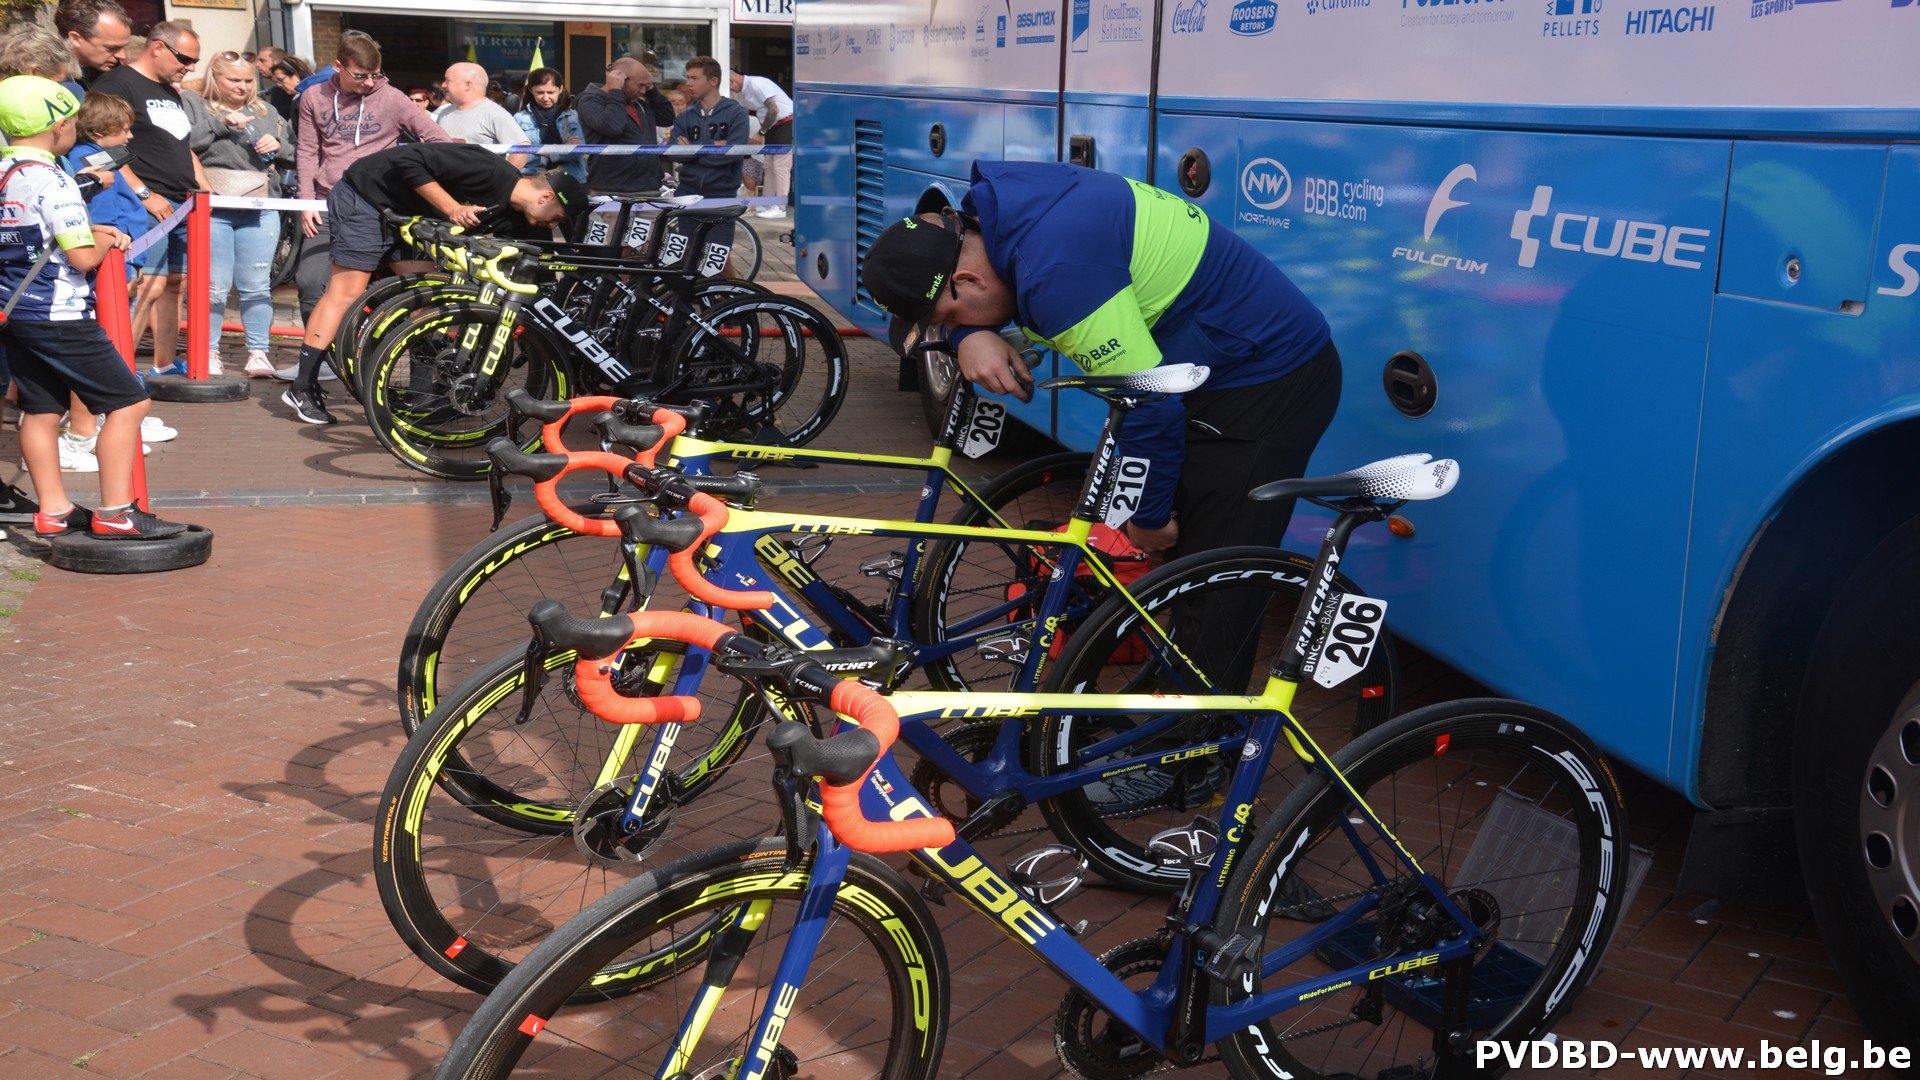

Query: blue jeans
left=208, top=208, right=280, bottom=352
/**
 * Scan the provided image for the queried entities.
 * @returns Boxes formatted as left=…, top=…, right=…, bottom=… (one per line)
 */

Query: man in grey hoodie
left=282, top=30, right=446, bottom=379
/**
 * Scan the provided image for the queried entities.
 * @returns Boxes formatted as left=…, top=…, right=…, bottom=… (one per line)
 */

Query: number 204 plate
left=1312, top=593, right=1387, bottom=689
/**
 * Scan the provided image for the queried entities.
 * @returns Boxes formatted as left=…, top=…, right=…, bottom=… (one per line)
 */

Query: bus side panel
left=1060, top=101, right=1152, bottom=180
left=888, top=98, right=1004, bottom=182
left=1159, top=112, right=1728, bottom=786
left=795, top=90, right=863, bottom=323
left=1674, top=146, right=1918, bottom=797
left=1004, top=104, right=1059, bottom=164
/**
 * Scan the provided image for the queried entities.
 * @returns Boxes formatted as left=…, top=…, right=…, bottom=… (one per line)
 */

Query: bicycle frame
left=668, top=678, right=1484, bottom=1080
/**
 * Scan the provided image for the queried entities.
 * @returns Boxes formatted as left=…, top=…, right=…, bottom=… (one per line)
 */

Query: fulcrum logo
left=1241, top=158, right=1292, bottom=210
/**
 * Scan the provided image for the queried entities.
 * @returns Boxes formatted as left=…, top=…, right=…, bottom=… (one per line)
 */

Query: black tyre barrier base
left=46, top=524, right=213, bottom=574
left=148, top=375, right=250, bottom=403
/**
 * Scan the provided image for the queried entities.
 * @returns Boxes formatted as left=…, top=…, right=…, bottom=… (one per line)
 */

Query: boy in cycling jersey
left=0, top=75, right=187, bottom=541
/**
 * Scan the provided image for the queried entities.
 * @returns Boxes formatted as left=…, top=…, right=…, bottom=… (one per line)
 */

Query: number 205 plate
left=1312, top=593, right=1387, bottom=689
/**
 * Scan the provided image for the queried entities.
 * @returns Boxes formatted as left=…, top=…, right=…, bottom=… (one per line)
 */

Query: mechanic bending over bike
left=281, top=142, right=590, bottom=425
left=862, top=159, right=1342, bottom=688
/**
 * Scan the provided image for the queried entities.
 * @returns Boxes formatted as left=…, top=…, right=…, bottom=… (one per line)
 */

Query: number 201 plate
left=1313, top=594, right=1387, bottom=689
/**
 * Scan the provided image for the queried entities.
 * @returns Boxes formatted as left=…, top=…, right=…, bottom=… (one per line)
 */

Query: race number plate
left=1103, top=457, right=1150, bottom=528
left=584, top=215, right=612, bottom=245
left=961, top=399, right=1006, bottom=458
left=626, top=215, right=654, bottom=248
left=1311, top=593, right=1387, bottom=688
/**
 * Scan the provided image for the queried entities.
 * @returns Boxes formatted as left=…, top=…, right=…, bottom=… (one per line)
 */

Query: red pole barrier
left=94, top=249, right=150, bottom=512
left=185, top=191, right=211, bottom=379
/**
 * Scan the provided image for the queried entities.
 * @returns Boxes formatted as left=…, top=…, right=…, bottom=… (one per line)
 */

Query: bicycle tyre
left=435, top=840, right=948, bottom=1079
left=377, top=649, right=775, bottom=996
left=1213, top=698, right=1630, bottom=1079
left=911, top=451, right=1093, bottom=692
left=729, top=217, right=763, bottom=281
left=269, top=209, right=301, bottom=287
left=397, top=507, right=627, bottom=735
left=338, top=274, right=472, bottom=399
left=1029, top=547, right=1399, bottom=893
left=362, top=301, right=572, bottom=481
left=670, top=295, right=848, bottom=447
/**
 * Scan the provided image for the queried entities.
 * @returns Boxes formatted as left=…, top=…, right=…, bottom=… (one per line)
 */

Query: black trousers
left=1166, top=339, right=1343, bottom=690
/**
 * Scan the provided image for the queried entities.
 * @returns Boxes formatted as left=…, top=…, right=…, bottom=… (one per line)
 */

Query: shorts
left=2, top=318, right=149, bottom=415
left=326, top=180, right=393, bottom=273
left=137, top=201, right=189, bottom=276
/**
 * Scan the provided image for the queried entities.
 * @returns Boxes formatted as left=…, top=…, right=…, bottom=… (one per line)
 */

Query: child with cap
left=0, top=75, right=189, bottom=541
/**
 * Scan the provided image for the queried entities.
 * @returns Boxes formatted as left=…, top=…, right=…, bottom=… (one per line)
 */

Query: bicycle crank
left=1056, top=937, right=1173, bottom=1078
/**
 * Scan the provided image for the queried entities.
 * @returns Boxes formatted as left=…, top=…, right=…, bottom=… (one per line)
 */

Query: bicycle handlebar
left=545, top=607, right=956, bottom=854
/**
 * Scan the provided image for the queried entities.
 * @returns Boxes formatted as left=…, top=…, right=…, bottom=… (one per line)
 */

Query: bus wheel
left=1795, top=513, right=1920, bottom=1053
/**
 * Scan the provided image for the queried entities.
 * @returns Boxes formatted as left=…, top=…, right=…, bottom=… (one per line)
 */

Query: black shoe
left=90, top=506, right=188, bottom=541
left=0, top=481, right=39, bottom=525
left=282, top=386, right=337, bottom=425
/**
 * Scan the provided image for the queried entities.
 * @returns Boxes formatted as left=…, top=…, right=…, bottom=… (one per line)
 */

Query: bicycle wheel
left=911, top=451, right=1093, bottom=692
left=670, top=295, right=847, bottom=447
left=436, top=840, right=947, bottom=1079
left=377, top=647, right=780, bottom=996
left=397, top=507, right=629, bottom=735
left=338, top=275, right=473, bottom=399
left=270, top=209, right=301, bottom=287
left=1214, top=698, right=1630, bottom=1079
left=1029, top=547, right=1400, bottom=893
left=363, top=302, right=572, bottom=481
left=729, top=218, right=764, bottom=281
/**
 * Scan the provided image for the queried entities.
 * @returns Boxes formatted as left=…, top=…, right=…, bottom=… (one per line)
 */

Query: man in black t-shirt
left=282, top=143, right=588, bottom=424
left=91, top=21, right=209, bottom=378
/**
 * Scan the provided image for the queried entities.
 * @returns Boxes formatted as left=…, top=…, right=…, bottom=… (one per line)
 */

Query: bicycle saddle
left=1037, top=363, right=1210, bottom=396
left=1249, top=453, right=1459, bottom=503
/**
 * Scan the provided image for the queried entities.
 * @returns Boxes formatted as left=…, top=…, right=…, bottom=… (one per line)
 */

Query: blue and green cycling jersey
left=953, top=160, right=1330, bottom=529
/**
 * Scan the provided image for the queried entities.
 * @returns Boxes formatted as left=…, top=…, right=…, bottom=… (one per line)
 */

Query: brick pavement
left=0, top=256, right=1894, bottom=1078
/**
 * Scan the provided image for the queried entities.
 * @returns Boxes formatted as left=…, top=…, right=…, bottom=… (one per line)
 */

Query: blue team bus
left=790, top=0, right=1920, bottom=1042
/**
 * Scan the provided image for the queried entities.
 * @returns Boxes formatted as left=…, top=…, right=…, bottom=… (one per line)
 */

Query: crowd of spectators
left=0, top=2, right=795, bottom=533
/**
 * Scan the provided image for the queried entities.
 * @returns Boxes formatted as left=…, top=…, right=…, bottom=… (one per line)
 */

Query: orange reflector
left=444, top=936, right=468, bottom=958
left=1433, top=734, right=1451, bottom=757
left=1387, top=515, right=1416, bottom=538
left=1361, top=685, right=1385, bottom=699
left=518, top=1014, right=547, bottom=1038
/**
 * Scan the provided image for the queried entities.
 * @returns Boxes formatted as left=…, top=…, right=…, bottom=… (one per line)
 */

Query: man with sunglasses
left=863, top=161, right=1342, bottom=687
left=92, top=21, right=212, bottom=378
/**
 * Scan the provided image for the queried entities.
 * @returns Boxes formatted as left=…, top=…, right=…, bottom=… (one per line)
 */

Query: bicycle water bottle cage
left=1037, top=363, right=1210, bottom=410
left=1249, top=452, right=1459, bottom=505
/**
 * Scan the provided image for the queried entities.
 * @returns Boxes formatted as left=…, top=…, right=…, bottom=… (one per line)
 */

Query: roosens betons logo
left=1229, top=0, right=1280, bottom=33
left=1240, top=157, right=1292, bottom=210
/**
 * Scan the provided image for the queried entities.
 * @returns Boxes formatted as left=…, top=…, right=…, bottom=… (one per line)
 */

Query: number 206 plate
left=1311, top=593, right=1387, bottom=689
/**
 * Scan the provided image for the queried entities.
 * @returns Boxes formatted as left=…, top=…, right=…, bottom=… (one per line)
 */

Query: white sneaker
left=208, top=353, right=225, bottom=377
left=754, top=206, right=787, bottom=219
left=272, top=363, right=336, bottom=382
left=244, top=350, right=275, bottom=378
left=141, top=416, right=179, bottom=443
left=58, top=434, right=99, bottom=473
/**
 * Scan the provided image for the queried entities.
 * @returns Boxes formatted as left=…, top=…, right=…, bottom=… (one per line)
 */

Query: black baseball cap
left=547, top=171, right=591, bottom=235
left=861, top=212, right=965, bottom=350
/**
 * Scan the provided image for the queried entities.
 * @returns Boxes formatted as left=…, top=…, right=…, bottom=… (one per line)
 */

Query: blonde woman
left=185, top=49, right=285, bottom=376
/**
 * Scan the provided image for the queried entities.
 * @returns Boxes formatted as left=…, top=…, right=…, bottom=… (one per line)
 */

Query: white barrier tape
left=126, top=197, right=194, bottom=260
left=209, top=194, right=328, bottom=212
left=481, top=143, right=795, bottom=158
left=585, top=195, right=788, bottom=211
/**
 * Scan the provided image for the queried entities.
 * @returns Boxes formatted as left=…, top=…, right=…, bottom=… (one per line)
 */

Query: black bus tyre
left=1030, top=546, right=1399, bottom=894
left=146, top=374, right=250, bottom=403
left=46, top=525, right=213, bottom=574
left=1795, top=513, right=1920, bottom=1053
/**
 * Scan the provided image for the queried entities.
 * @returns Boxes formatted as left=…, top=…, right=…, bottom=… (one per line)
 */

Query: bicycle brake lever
left=488, top=464, right=512, bottom=532
left=769, top=762, right=820, bottom=871
left=515, top=625, right=551, bottom=726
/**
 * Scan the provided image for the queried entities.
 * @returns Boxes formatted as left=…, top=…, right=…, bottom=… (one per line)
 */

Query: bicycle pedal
left=1194, top=927, right=1262, bottom=985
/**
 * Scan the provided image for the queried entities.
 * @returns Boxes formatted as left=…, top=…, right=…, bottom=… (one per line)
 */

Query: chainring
left=1055, top=937, right=1172, bottom=1079
left=910, top=721, right=1022, bottom=839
